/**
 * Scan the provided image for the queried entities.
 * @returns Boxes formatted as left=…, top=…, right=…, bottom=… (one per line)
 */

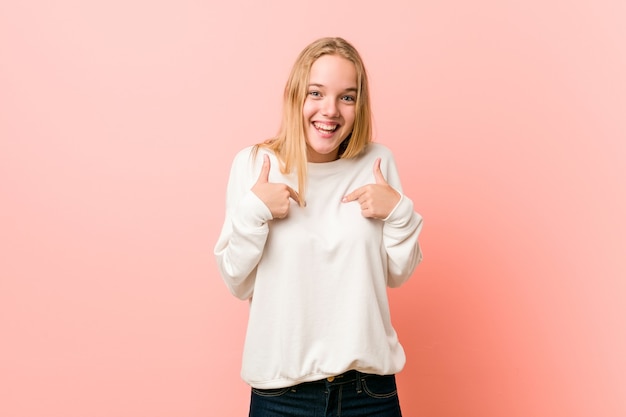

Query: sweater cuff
left=383, top=193, right=414, bottom=226
left=234, top=190, right=274, bottom=228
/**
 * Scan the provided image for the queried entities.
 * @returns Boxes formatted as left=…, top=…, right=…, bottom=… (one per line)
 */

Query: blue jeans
left=249, top=370, right=402, bottom=417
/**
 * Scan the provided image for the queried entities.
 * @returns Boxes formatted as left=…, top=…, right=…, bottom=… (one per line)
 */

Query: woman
left=214, top=37, right=423, bottom=417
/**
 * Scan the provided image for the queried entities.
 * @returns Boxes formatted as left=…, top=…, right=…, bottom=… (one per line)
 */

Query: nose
left=322, top=98, right=340, bottom=117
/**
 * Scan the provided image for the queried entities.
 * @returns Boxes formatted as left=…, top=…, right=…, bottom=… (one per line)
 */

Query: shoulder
left=231, top=145, right=257, bottom=165
left=364, top=142, right=395, bottom=160
left=230, top=145, right=276, bottom=168
left=356, top=142, right=398, bottom=167
left=362, top=143, right=404, bottom=188
left=344, top=142, right=397, bottom=168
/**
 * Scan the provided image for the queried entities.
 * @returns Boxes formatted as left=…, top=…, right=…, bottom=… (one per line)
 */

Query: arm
left=382, top=192, right=423, bottom=288
left=214, top=148, right=300, bottom=299
left=342, top=151, right=423, bottom=287
left=214, top=149, right=273, bottom=300
left=380, top=154, right=423, bottom=287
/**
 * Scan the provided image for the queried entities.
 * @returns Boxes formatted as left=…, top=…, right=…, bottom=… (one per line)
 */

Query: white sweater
left=214, top=143, right=423, bottom=389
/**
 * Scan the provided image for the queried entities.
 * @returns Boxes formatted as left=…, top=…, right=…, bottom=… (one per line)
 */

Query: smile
left=313, top=122, right=339, bottom=133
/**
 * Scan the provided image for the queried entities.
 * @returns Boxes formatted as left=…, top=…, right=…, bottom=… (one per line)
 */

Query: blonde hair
left=256, top=37, right=373, bottom=205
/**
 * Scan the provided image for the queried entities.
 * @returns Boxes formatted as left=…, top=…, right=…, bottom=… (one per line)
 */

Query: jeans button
left=327, top=376, right=335, bottom=382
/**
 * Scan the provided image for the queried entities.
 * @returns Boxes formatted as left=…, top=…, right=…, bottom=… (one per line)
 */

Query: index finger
left=342, top=187, right=364, bottom=203
left=286, top=185, right=303, bottom=206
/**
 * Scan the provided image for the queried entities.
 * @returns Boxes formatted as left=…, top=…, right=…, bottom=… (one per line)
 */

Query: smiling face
left=302, top=54, right=357, bottom=163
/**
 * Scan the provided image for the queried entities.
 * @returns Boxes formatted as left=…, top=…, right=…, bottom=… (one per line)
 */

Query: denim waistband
left=308, top=370, right=389, bottom=388
left=324, top=370, right=361, bottom=383
left=250, top=371, right=401, bottom=416
left=306, top=370, right=397, bottom=394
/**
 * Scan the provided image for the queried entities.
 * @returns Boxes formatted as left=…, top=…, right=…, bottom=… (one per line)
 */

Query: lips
left=313, top=121, right=339, bottom=134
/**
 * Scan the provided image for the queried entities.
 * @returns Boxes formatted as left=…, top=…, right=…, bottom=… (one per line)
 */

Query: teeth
left=314, top=122, right=338, bottom=132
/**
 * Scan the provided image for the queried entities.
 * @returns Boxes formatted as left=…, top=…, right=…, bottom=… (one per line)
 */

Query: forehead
left=309, top=54, right=357, bottom=87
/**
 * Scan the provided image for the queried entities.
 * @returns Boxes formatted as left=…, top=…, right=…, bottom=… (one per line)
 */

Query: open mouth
left=313, top=121, right=339, bottom=134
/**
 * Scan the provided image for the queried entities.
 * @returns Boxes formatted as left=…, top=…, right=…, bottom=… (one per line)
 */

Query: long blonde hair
left=257, top=37, right=373, bottom=205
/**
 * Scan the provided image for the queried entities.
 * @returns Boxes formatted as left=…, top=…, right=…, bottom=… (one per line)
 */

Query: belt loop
left=355, top=371, right=362, bottom=393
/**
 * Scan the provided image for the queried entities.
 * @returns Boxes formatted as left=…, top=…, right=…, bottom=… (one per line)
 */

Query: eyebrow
left=308, top=83, right=358, bottom=93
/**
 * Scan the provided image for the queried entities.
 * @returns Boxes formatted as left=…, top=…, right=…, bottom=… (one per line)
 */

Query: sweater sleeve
left=380, top=152, right=424, bottom=288
left=214, top=148, right=273, bottom=300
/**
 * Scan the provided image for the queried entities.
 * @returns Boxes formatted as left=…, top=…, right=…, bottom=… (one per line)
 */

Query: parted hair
left=256, top=37, right=373, bottom=205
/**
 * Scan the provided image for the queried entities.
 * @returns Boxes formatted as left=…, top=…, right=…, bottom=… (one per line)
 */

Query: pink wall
left=1, top=1, right=624, bottom=416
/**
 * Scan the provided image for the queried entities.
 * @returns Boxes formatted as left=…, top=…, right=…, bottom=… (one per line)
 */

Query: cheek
left=302, top=100, right=317, bottom=120
left=344, top=109, right=356, bottom=129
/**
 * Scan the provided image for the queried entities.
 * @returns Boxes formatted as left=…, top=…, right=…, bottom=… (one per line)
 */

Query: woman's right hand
left=251, top=154, right=301, bottom=219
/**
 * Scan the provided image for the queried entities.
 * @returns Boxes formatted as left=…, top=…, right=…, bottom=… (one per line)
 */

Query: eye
left=341, top=95, right=356, bottom=103
left=308, top=90, right=322, bottom=98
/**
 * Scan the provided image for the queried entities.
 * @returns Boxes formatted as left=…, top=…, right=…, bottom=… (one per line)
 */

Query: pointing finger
left=342, top=187, right=363, bottom=203
left=286, top=185, right=303, bottom=206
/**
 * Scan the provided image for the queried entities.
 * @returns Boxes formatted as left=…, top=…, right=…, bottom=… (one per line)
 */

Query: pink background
left=1, top=1, right=625, bottom=416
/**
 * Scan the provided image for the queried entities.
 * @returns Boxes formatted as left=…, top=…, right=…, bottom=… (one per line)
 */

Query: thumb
left=257, top=154, right=270, bottom=183
left=373, top=158, right=387, bottom=184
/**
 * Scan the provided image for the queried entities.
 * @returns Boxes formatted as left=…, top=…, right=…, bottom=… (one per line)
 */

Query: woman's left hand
left=342, top=158, right=401, bottom=219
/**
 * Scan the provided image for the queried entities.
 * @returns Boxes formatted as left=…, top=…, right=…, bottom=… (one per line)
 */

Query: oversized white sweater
left=214, top=143, right=423, bottom=389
